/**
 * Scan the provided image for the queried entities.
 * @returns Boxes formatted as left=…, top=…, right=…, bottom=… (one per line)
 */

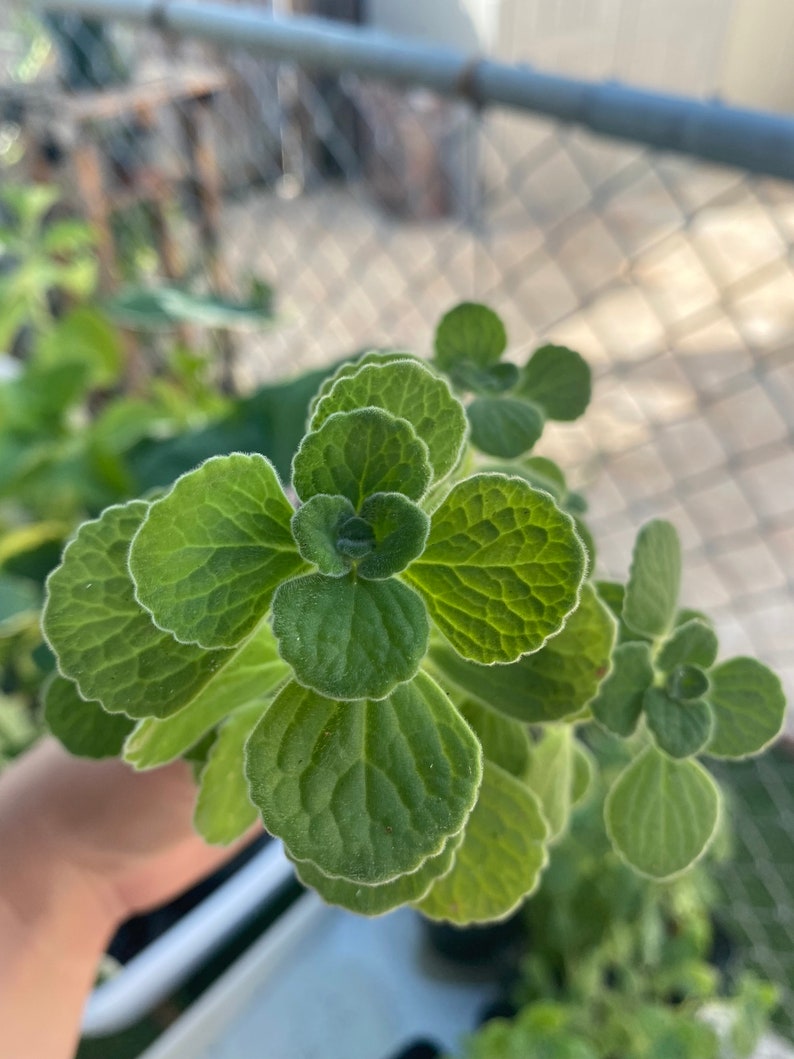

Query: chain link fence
left=2, top=0, right=793, bottom=1038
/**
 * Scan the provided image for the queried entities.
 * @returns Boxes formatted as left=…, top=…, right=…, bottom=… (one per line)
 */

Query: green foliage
left=40, top=302, right=787, bottom=927
left=455, top=737, right=777, bottom=1058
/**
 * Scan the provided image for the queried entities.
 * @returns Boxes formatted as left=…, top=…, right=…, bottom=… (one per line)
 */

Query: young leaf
left=434, top=302, right=507, bottom=370
left=405, top=474, right=586, bottom=664
left=667, top=663, right=710, bottom=701
left=308, top=350, right=417, bottom=418
left=514, top=344, right=591, bottom=421
left=657, top=619, right=719, bottom=673
left=623, top=520, right=682, bottom=640
left=129, top=454, right=304, bottom=649
left=605, top=746, right=721, bottom=880
left=271, top=572, right=428, bottom=701
left=356, top=492, right=430, bottom=579
left=643, top=687, right=713, bottom=759
left=415, top=761, right=548, bottom=925
left=290, top=494, right=356, bottom=576
left=43, top=501, right=231, bottom=718
left=244, top=672, right=482, bottom=885
left=705, top=657, right=786, bottom=759
left=466, top=397, right=545, bottom=459
left=590, top=642, right=654, bottom=737
left=427, top=583, right=614, bottom=722
left=458, top=698, right=531, bottom=778
left=292, top=408, right=432, bottom=507
left=123, top=625, right=288, bottom=769
left=290, top=831, right=463, bottom=917
left=310, top=360, right=467, bottom=482
left=194, top=702, right=263, bottom=845
left=525, top=726, right=574, bottom=842
left=44, top=675, right=134, bottom=759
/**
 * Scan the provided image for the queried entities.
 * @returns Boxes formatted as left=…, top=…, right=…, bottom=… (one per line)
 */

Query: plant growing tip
left=41, top=302, right=787, bottom=922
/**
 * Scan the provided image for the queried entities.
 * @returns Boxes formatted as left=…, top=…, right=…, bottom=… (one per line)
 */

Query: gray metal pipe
left=41, top=0, right=794, bottom=182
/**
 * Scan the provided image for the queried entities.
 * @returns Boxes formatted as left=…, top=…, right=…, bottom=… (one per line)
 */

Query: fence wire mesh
left=2, top=1, right=793, bottom=1040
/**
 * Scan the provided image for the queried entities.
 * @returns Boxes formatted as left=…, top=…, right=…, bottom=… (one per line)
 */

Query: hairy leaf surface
left=428, top=583, right=613, bottom=721
left=644, top=687, right=713, bottom=759
left=194, top=702, right=263, bottom=845
left=590, top=642, right=654, bottom=737
left=291, top=832, right=463, bottom=917
left=43, top=501, right=232, bottom=718
left=244, top=673, right=482, bottom=885
left=605, top=747, right=720, bottom=879
left=123, top=625, right=288, bottom=768
left=406, top=474, right=586, bottom=664
left=129, top=454, right=303, bottom=648
left=458, top=698, right=531, bottom=778
left=272, top=572, right=428, bottom=701
left=416, top=761, right=548, bottom=924
left=706, top=657, right=786, bottom=759
left=623, top=520, right=681, bottom=640
left=467, top=397, right=544, bottom=459
left=292, top=408, right=432, bottom=506
left=311, top=360, right=467, bottom=481
left=44, top=675, right=134, bottom=758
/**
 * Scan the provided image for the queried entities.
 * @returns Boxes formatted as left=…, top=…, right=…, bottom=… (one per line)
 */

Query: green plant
left=40, top=303, right=786, bottom=925
left=0, top=184, right=97, bottom=350
left=454, top=730, right=779, bottom=1058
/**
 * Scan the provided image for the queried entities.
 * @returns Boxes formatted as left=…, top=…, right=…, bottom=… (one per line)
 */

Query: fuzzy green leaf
left=129, top=454, right=304, bottom=649
left=123, top=625, right=288, bottom=769
left=706, top=657, right=786, bottom=759
left=644, top=687, right=713, bottom=759
left=515, top=344, right=591, bottom=421
left=467, top=397, right=545, bottom=459
left=43, top=501, right=232, bottom=718
left=291, top=831, right=463, bottom=916
left=244, top=672, right=482, bottom=885
left=623, top=520, right=682, bottom=640
left=525, top=726, right=574, bottom=841
left=308, top=350, right=416, bottom=418
left=406, top=474, right=586, bottom=664
left=657, top=619, right=719, bottom=673
left=290, top=494, right=356, bottom=576
left=356, top=492, right=430, bottom=579
left=272, top=572, right=428, bottom=701
left=590, top=642, right=655, bottom=736
left=605, top=746, right=720, bottom=879
left=311, top=360, right=467, bottom=482
left=458, top=698, right=531, bottom=778
left=44, top=675, right=134, bottom=759
left=415, top=761, right=548, bottom=924
left=434, top=302, right=507, bottom=370
left=428, top=583, right=614, bottom=722
left=194, top=702, right=263, bottom=845
left=292, top=408, right=432, bottom=507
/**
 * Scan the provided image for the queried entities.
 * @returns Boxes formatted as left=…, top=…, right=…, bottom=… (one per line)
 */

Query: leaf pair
left=434, top=302, right=591, bottom=459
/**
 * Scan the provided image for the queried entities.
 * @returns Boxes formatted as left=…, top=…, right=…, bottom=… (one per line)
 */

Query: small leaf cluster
left=40, top=303, right=787, bottom=925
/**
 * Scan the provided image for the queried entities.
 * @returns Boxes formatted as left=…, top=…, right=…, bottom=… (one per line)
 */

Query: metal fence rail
left=3, top=0, right=794, bottom=1040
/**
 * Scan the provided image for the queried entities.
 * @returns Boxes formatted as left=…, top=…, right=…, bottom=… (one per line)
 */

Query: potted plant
left=40, top=303, right=786, bottom=972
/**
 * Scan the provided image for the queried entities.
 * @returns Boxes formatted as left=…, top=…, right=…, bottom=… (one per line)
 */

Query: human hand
left=0, top=738, right=259, bottom=1059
